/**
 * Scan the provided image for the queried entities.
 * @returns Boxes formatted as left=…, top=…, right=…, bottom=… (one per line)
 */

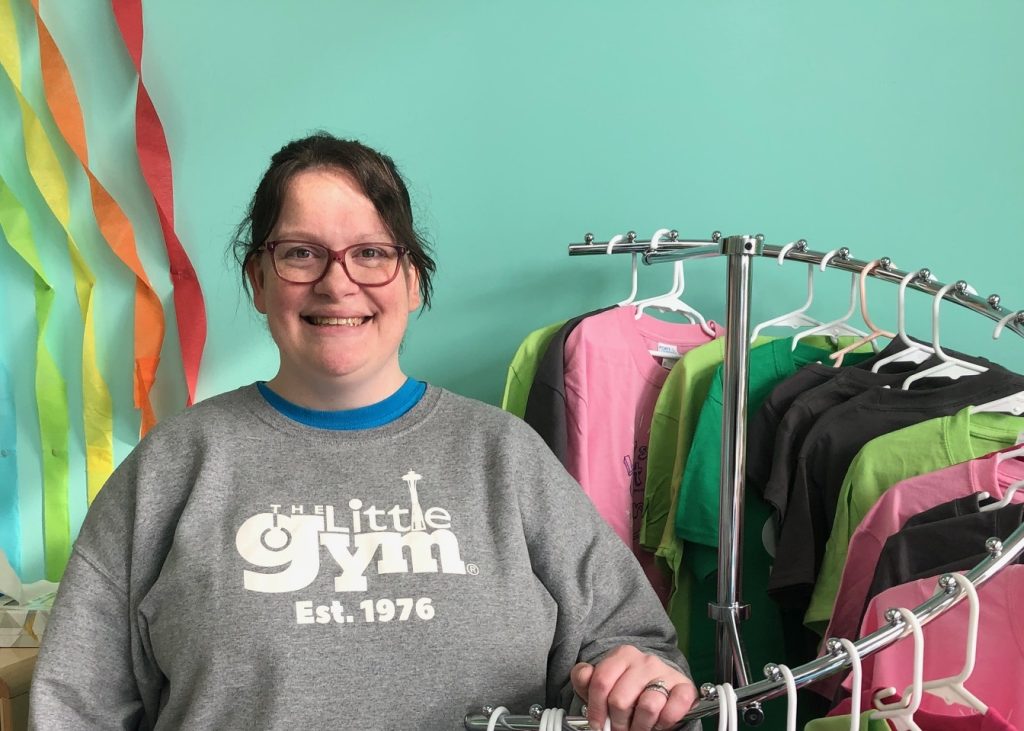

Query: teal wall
left=2, top=0, right=1022, bottom=582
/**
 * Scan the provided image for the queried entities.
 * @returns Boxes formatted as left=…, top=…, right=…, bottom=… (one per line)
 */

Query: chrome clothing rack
left=464, top=233, right=1024, bottom=729
left=464, top=521, right=1024, bottom=728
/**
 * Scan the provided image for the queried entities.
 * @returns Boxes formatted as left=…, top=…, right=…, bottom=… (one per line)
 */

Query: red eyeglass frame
left=261, top=240, right=409, bottom=286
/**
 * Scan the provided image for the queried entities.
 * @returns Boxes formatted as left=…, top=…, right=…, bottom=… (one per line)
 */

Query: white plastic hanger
left=978, top=444, right=1024, bottom=512
left=632, top=229, right=716, bottom=337
left=836, top=638, right=862, bottom=731
left=970, top=310, right=1024, bottom=415
left=776, top=664, right=798, bottom=731
left=606, top=234, right=638, bottom=306
left=871, top=269, right=936, bottom=373
left=979, top=478, right=1024, bottom=513
left=828, top=259, right=898, bottom=367
left=871, top=608, right=925, bottom=731
left=902, top=282, right=988, bottom=389
left=906, top=573, right=988, bottom=712
left=715, top=684, right=738, bottom=731
left=791, top=249, right=871, bottom=351
left=750, top=240, right=824, bottom=343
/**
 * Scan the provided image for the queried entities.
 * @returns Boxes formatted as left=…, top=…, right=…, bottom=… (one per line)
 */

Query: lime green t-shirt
left=500, top=321, right=566, bottom=418
left=805, top=407, right=1024, bottom=632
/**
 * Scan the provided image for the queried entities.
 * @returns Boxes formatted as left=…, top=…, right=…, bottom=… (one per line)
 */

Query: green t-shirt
left=643, top=338, right=776, bottom=656
left=500, top=321, right=565, bottom=418
left=805, top=710, right=890, bottom=731
left=805, top=407, right=1024, bottom=632
left=675, top=337, right=873, bottom=706
left=675, top=337, right=873, bottom=549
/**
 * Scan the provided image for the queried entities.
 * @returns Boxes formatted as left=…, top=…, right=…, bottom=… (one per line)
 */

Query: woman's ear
left=247, top=257, right=268, bottom=314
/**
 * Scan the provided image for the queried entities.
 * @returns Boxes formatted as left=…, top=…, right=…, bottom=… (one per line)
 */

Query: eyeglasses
left=262, top=240, right=409, bottom=286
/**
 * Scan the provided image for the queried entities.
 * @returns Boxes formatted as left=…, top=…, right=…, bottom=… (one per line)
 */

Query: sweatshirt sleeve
left=30, top=439, right=171, bottom=730
left=507, top=421, right=692, bottom=710
left=29, top=548, right=145, bottom=730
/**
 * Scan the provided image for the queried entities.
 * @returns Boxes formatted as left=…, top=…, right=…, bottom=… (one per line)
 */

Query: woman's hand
left=570, top=645, right=698, bottom=731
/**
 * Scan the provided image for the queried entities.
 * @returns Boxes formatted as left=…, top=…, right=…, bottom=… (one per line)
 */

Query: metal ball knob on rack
left=711, top=231, right=722, bottom=242
left=879, top=257, right=893, bottom=270
left=988, top=294, right=1002, bottom=308
left=699, top=682, right=718, bottom=699
left=669, top=229, right=679, bottom=241
left=584, top=233, right=594, bottom=245
left=954, top=280, right=970, bottom=295
left=986, top=537, right=1004, bottom=555
left=626, top=231, right=637, bottom=243
left=529, top=704, right=544, bottom=719
left=838, top=247, right=851, bottom=260
left=938, top=574, right=960, bottom=593
left=917, top=268, right=931, bottom=281
left=796, top=239, right=808, bottom=252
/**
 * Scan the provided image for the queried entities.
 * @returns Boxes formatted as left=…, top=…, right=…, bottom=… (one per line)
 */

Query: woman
left=30, top=134, right=699, bottom=730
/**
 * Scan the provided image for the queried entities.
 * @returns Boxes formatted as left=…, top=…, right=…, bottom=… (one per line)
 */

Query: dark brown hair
left=232, top=133, right=436, bottom=308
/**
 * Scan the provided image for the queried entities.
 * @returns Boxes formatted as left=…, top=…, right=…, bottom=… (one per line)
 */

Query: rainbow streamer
left=112, top=0, right=207, bottom=408
left=28, top=0, right=165, bottom=444
left=0, top=0, right=112, bottom=579
left=0, top=175, right=71, bottom=582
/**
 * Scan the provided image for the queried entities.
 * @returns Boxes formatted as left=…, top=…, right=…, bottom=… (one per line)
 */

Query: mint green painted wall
left=2, top=0, right=1022, bottom=583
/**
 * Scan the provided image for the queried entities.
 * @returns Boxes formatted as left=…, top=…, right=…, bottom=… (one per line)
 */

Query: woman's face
left=248, top=168, right=421, bottom=407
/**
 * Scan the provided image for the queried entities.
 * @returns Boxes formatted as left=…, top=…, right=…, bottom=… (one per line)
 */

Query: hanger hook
left=776, top=239, right=804, bottom=265
left=994, top=310, right=1024, bottom=339
left=605, top=234, right=625, bottom=255
left=818, top=248, right=840, bottom=272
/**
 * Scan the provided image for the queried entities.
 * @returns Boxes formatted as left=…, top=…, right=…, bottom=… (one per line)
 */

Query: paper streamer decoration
left=0, top=363, right=22, bottom=576
left=0, top=177, right=71, bottom=582
left=112, top=0, right=207, bottom=406
left=29, top=0, right=165, bottom=440
left=0, top=0, right=112, bottom=579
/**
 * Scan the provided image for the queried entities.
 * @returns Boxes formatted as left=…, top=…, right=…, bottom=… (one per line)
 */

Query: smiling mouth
left=302, top=315, right=372, bottom=327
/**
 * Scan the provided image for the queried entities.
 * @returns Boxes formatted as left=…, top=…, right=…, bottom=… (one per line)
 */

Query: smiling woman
left=28, top=133, right=699, bottom=731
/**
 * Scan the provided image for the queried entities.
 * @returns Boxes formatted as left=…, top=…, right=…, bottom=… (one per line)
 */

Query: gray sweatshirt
left=30, top=385, right=691, bottom=730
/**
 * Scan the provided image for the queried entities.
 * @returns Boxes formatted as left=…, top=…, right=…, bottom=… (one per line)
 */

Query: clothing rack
left=463, top=520, right=1024, bottom=728
left=463, top=233, right=1024, bottom=729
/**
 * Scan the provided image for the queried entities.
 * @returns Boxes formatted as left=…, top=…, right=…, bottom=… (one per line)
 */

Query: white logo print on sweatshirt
left=235, top=471, right=469, bottom=593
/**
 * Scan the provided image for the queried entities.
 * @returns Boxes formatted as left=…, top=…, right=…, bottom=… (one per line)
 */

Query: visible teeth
left=308, top=316, right=365, bottom=326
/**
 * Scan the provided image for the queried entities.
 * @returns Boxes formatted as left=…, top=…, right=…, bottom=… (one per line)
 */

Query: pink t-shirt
left=850, top=564, right=1024, bottom=722
left=826, top=448, right=1024, bottom=647
left=564, top=306, right=721, bottom=601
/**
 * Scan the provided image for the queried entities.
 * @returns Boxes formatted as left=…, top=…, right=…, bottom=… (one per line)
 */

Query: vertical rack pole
left=711, top=234, right=762, bottom=694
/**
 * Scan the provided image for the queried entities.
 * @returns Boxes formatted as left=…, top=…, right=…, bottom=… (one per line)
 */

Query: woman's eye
left=355, top=247, right=385, bottom=259
left=283, top=246, right=318, bottom=259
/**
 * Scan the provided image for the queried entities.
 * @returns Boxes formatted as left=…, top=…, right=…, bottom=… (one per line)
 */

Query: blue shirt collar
left=256, top=378, right=426, bottom=430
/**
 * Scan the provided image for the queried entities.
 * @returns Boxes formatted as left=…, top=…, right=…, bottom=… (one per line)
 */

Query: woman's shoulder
left=137, top=384, right=265, bottom=445
left=431, top=387, right=539, bottom=436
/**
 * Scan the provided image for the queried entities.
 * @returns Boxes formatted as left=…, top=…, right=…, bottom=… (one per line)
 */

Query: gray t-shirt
left=31, top=384, right=690, bottom=730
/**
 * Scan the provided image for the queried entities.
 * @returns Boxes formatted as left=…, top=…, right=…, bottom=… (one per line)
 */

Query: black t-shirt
left=767, top=361, right=1024, bottom=609
left=757, top=358, right=944, bottom=521
left=747, top=337, right=934, bottom=500
left=522, top=307, right=613, bottom=467
left=902, top=491, right=993, bottom=529
left=867, top=502, right=1024, bottom=602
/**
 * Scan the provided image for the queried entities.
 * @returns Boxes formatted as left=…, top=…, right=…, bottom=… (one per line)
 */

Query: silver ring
left=642, top=679, right=671, bottom=699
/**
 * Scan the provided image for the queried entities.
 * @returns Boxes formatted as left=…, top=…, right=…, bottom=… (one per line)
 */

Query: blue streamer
left=0, top=363, right=20, bottom=575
